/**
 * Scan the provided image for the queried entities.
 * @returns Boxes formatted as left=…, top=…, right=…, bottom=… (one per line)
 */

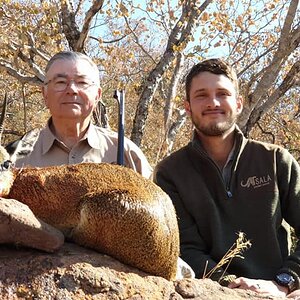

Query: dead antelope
left=0, top=94, right=179, bottom=280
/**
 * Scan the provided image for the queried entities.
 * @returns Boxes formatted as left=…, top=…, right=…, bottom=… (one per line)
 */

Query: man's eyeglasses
left=44, top=77, right=97, bottom=92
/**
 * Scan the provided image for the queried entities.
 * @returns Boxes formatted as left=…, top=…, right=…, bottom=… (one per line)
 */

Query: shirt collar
left=41, top=119, right=104, bottom=154
left=86, top=123, right=107, bottom=149
left=224, top=138, right=236, bottom=166
left=41, top=119, right=57, bottom=155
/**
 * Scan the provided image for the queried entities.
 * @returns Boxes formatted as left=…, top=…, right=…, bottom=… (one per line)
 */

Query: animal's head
left=0, top=94, right=15, bottom=197
left=0, top=145, right=14, bottom=197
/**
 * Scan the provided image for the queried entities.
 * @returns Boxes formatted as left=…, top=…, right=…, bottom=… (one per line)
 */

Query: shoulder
left=244, top=139, right=298, bottom=168
left=246, top=138, right=282, bottom=150
left=156, top=145, right=190, bottom=171
left=87, top=125, right=119, bottom=149
left=246, top=139, right=292, bottom=157
left=91, top=124, right=143, bottom=148
left=90, top=124, right=152, bottom=177
left=89, top=124, right=118, bottom=138
left=6, top=128, right=41, bottom=161
left=235, top=125, right=293, bottom=159
left=90, top=124, right=139, bottom=149
left=153, top=146, right=192, bottom=189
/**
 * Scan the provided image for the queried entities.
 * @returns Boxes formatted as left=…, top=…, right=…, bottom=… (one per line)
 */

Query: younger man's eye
left=196, top=94, right=206, bottom=99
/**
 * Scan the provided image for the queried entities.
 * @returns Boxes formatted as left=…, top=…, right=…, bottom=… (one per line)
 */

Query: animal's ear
left=0, top=146, right=10, bottom=166
left=0, top=94, right=11, bottom=165
left=0, top=93, right=8, bottom=145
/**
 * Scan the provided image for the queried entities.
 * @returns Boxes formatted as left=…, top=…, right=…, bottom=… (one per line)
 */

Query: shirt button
left=70, top=154, right=76, bottom=163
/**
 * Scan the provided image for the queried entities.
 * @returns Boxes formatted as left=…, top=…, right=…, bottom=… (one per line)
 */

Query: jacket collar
left=190, top=125, right=247, bottom=160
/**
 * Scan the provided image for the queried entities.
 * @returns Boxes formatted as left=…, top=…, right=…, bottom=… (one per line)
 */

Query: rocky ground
left=0, top=198, right=294, bottom=299
left=0, top=242, right=286, bottom=300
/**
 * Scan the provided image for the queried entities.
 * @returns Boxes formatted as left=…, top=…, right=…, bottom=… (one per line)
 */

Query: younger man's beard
left=191, top=114, right=237, bottom=137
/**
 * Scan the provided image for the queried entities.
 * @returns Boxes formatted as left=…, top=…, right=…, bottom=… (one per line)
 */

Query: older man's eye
left=78, top=80, right=89, bottom=85
left=76, top=81, right=92, bottom=89
left=55, top=79, right=67, bottom=84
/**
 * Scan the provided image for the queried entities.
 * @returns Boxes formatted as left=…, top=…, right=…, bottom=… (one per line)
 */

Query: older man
left=4, top=51, right=196, bottom=280
left=8, top=51, right=151, bottom=178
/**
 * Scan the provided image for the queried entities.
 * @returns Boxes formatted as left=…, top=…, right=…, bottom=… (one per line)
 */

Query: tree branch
left=239, top=0, right=300, bottom=134
left=0, top=60, right=42, bottom=86
left=76, top=0, right=105, bottom=51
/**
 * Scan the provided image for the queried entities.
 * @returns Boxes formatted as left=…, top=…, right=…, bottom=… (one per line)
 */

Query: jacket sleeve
left=277, top=148, right=300, bottom=288
left=154, top=163, right=228, bottom=281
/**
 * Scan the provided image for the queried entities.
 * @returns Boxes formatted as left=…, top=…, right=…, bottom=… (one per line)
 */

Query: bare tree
left=238, top=0, right=300, bottom=136
left=0, top=0, right=299, bottom=157
left=130, top=0, right=213, bottom=146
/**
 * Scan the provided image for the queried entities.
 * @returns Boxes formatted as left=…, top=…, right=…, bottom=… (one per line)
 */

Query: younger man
left=154, top=58, right=300, bottom=297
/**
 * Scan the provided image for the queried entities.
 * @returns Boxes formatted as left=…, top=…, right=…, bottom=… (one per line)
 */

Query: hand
left=228, top=277, right=289, bottom=297
left=286, top=289, right=300, bottom=299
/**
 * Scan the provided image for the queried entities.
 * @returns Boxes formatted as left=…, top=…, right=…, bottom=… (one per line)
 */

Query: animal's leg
left=71, top=191, right=178, bottom=280
left=0, top=198, right=64, bottom=252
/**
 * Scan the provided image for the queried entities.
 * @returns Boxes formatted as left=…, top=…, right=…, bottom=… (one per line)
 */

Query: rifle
left=113, top=90, right=125, bottom=166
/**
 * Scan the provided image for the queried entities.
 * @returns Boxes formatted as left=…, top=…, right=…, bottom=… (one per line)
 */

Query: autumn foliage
left=0, top=0, right=299, bottom=165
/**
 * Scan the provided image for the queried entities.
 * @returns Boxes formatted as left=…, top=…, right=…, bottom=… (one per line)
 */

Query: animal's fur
left=0, top=161, right=179, bottom=280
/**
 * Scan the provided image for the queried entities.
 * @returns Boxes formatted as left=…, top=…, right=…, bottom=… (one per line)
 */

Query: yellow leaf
left=119, top=3, right=129, bottom=17
left=201, top=12, right=209, bottom=22
left=113, top=30, right=121, bottom=36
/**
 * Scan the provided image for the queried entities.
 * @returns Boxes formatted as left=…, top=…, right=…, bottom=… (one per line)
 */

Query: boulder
left=0, top=198, right=64, bottom=252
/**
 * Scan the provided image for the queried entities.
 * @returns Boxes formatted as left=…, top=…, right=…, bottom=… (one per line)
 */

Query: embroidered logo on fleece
left=240, top=175, right=272, bottom=188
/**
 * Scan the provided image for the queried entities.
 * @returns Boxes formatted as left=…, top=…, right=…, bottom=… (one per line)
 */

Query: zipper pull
left=227, top=190, right=233, bottom=198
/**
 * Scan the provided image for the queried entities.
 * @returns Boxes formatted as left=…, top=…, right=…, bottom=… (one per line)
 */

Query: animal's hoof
left=0, top=198, right=64, bottom=252
left=176, top=257, right=195, bottom=279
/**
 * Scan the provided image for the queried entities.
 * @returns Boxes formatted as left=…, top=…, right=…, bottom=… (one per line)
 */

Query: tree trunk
left=130, top=0, right=213, bottom=146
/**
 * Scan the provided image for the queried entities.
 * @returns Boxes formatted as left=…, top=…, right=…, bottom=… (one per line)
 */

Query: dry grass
left=203, top=232, right=252, bottom=282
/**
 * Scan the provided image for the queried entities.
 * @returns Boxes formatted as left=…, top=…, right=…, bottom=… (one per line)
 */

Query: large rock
left=0, top=198, right=64, bottom=252
left=0, top=242, right=284, bottom=300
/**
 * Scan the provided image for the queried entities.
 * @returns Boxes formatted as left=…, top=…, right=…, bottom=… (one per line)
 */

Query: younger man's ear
left=236, top=95, right=243, bottom=114
left=184, top=99, right=192, bottom=116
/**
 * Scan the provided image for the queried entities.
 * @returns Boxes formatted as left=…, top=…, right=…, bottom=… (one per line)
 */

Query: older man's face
left=42, top=58, right=101, bottom=122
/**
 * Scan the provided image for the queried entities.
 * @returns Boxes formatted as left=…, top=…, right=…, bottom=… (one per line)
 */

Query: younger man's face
left=185, top=71, right=243, bottom=137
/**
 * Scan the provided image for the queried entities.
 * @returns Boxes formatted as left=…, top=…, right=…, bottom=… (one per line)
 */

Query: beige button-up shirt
left=12, top=120, right=152, bottom=178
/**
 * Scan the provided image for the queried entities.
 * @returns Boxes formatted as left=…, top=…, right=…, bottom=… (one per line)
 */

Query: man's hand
left=228, top=277, right=288, bottom=297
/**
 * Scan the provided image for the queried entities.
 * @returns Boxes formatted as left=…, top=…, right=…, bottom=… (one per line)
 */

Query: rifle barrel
left=113, top=90, right=125, bottom=166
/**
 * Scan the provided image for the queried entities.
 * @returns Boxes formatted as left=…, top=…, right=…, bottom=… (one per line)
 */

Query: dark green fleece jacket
left=154, top=128, right=300, bottom=287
